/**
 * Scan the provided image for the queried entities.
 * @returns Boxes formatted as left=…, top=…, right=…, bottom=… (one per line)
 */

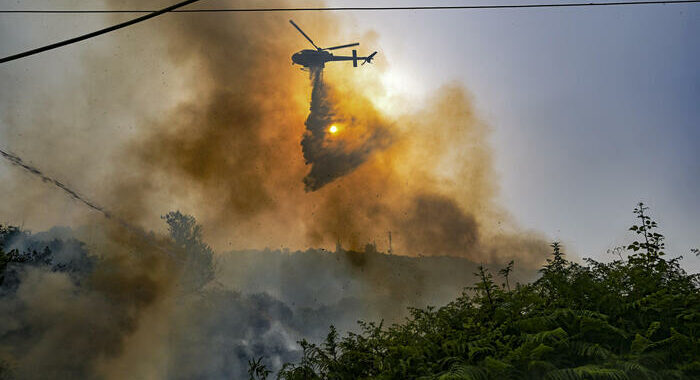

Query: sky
left=0, top=0, right=698, bottom=271
left=338, top=0, right=700, bottom=270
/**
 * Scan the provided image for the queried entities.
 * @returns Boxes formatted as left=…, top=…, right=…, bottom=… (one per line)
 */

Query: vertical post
left=388, top=231, right=393, bottom=255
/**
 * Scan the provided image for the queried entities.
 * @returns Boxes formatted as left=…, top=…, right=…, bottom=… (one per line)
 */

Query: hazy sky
left=1, top=0, right=698, bottom=271
left=339, top=0, right=700, bottom=270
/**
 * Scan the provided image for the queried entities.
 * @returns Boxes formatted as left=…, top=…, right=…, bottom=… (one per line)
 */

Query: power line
left=0, top=147, right=179, bottom=258
left=1, top=1, right=699, bottom=13
left=1, top=1, right=697, bottom=64
left=0, top=0, right=202, bottom=64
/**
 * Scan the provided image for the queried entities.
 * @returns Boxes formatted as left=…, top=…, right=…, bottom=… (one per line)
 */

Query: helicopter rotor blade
left=324, top=42, right=360, bottom=50
left=289, top=20, right=320, bottom=50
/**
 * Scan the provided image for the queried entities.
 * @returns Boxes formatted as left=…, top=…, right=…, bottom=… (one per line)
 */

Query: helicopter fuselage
left=291, top=49, right=333, bottom=68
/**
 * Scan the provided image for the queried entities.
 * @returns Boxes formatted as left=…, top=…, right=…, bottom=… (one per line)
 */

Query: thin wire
left=0, top=147, right=180, bottom=259
left=0, top=0, right=202, bottom=64
left=2, top=1, right=697, bottom=64
left=1, top=0, right=698, bottom=13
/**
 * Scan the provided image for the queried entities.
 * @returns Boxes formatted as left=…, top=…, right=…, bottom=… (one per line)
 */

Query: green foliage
left=271, top=203, right=700, bottom=379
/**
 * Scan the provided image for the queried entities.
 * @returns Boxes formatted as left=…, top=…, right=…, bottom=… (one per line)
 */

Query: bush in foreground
left=260, top=203, right=699, bottom=380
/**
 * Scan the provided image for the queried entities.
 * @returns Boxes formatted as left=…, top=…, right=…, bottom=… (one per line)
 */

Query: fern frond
left=612, top=361, right=660, bottom=380
left=437, top=363, right=488, bottom=380
left=544, top=365, right=630, bottom=380
left=568, top=341, right=613, bottom=361
left=527, top=327, right=569, bottom=345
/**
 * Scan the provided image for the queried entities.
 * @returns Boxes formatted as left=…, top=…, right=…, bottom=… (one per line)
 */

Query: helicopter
left=289, top=20, right=377, bottom=69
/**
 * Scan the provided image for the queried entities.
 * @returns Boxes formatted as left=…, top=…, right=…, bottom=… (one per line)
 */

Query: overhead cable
left=0, top=0, right=201, bottom=64
left=1, top=1, right=699, bottom=14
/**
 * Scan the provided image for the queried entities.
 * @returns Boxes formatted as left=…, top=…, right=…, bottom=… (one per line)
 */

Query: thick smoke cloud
left=397, top=193, right=479, bottom=255
left=98, top=6, right=546, bottom=263
left=1, top=0, right=547, bottom=263
left=0, top=225, right=178, bottom=378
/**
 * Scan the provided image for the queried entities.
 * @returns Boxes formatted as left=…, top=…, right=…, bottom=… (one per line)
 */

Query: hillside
left=218, top=246, right=539, bottom=329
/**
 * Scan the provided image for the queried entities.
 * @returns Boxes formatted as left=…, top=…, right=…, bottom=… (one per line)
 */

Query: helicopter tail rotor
left=362, top=51, right=378, bottom=65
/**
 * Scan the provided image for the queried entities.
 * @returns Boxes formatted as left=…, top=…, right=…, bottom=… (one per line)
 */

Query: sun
left=329, top=125, right=338, bottom=134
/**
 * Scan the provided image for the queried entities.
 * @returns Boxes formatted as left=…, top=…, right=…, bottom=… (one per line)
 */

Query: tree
left=162, top=211, right=215, bottom=290
left=499, top=260, right=514, bottom=291
left=472, top=265, right=497, bottom=314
